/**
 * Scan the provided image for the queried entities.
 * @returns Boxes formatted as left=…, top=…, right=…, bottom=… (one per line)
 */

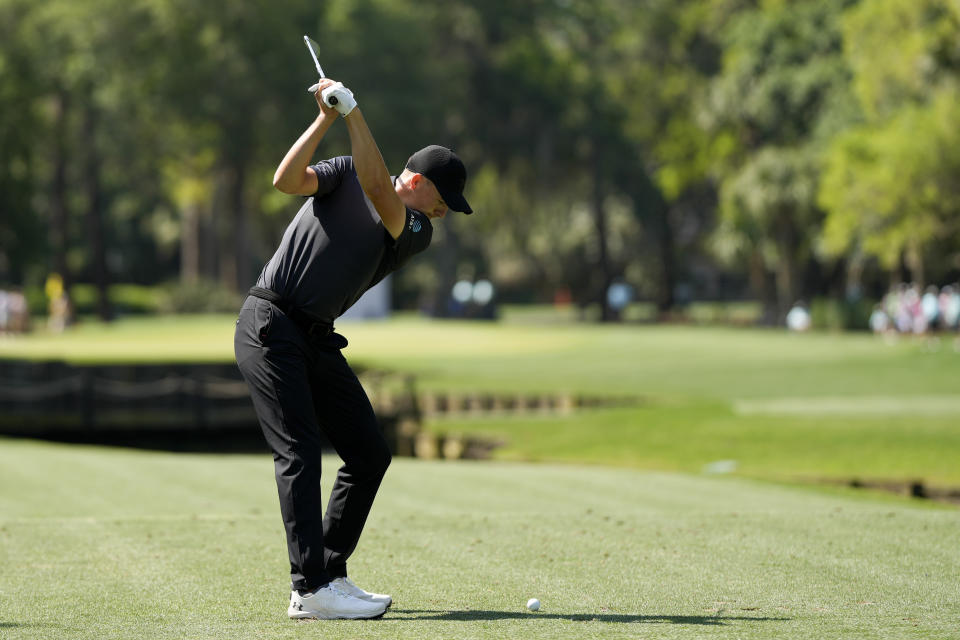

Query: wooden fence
left=0, top=359, right=420, bottom=453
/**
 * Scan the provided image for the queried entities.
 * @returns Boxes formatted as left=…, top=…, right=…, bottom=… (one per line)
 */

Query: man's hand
left=309, top=78, right=357, bottom=117
left=310, top=78, right=342, bottom=119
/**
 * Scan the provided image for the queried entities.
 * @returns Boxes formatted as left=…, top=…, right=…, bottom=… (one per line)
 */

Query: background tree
left=819, top=0, right=960, bottom=287
left=703, top=0, right=860, bottom=322
left=3, top=0, right=958, bottom=324
left=0, top=0, right=46, bottom=286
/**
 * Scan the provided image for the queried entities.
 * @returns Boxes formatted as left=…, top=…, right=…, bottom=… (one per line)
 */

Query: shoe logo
left=293, top=602, right=303, bottom=611
left=412, top=219, right=422, bottom=233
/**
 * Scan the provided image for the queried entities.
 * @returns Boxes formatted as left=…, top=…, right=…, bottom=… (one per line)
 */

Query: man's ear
left=408, top=173, right=423, bottom=189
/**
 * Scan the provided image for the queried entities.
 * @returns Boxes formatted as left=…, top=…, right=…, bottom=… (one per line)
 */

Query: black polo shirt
left=255, top=156, right=433, bottom=323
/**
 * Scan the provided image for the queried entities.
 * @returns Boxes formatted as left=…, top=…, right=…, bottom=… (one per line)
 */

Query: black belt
left=247, top=286, right=334, bottom=339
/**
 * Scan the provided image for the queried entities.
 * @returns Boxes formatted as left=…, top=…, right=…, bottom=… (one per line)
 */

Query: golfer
left=234, top=77, right=472, bottom=620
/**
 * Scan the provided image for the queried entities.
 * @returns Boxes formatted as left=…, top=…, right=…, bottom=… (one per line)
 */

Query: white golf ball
left=526, top=598, right=540, bottom=611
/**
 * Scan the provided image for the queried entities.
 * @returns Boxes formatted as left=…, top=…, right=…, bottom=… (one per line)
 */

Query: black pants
left=234, top=295, right=391, bottom=591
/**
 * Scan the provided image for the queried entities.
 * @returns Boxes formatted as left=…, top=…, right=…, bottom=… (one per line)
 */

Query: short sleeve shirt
left=255, top=156, right=433, bottom=323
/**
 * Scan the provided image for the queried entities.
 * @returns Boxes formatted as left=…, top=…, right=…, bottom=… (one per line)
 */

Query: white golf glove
left=308, top=81, right=356, bottom=116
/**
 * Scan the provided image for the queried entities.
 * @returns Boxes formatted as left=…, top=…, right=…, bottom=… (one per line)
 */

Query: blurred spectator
left=890, top=284, right=911, bottom=333
left=906, top=284, right=925, bottom=334
left=869, top=304, right=890, bottom=334
left=606, top=282, right=634, bottom=321
left=941, top=285, right=960, bottom=330
left=871, top=282, right=960, bottom=339
left=922, top=285, right=940, bottom=330
left=48, top=293, right=71, bottom=332
left=786, top=301, right=812, bottom=332
left=0, top=288, right=30, bottom=334
left=447, top=279, right=497, bottom=320
left=45, top=273, right=73, bottom=332
left=553, top=288, right=572, bottom=308
left=882, top=288, right=897, bottom=332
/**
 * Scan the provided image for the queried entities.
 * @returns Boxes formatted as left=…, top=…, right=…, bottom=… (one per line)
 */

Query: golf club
left=303, top=35, right=337, bottom=104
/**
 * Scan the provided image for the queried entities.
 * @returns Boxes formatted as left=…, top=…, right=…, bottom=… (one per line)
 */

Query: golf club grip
left=308, top=84, right=339, bottom=105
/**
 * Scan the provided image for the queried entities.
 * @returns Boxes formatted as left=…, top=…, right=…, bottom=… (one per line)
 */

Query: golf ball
left=526, top=598, right=540, bottom=611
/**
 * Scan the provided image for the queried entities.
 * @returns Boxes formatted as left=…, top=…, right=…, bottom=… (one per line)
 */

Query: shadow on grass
left=390, top=609, right=790, bottom=625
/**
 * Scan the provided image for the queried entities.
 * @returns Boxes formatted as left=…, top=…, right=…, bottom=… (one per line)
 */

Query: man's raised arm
left=295, top=77, right=405, bottom=237
left=272, top=85, right=341, bottom=196
left=342, top=108, right=406, bottom=239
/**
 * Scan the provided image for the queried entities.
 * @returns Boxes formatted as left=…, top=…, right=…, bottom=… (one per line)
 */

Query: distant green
left=0, top=438, right=957, bottom=640
left=2, top=312, right=958, bottom=486
left=342, top=318, right=960, bottom=487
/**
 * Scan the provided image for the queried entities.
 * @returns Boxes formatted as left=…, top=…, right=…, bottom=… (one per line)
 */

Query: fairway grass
left=1, top=438, right=957, bottom=640
left=0, top=314, right=233, bottom=364
left=427, top=403, right=960, bottom=487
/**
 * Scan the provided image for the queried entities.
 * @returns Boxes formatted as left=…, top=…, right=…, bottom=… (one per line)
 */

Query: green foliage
left=72, top=284, right=164, bottom=315
left=842, top=0, right=960, bottom=121
left=705, top=0, right=860, bottom=319
left=0, top=0, right=45, bottom=283
left=818, top=0, right=960, bottom=282
left=22, top=283, right=164, bottom=316
left=159, top=279, right=244, bottom=314
left=819, top=91, right=960, bottom=273
left=809, top=296, right=874, bottom=331
left=2, top=0, right=960, bottom=315
left=708, top=0, right=857, bottom=147
left=717, top=146, right=820, bottom=264
left=684, top=300, right=763, bottom=325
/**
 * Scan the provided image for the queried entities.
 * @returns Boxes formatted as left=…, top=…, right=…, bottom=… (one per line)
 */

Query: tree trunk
left=774, top=210, right=800, bottom=322
left=203, top=172, right=225, bottom=282
left=620, top=161, right=679, bottom=316
left=592, top=141, right=615, bottom=322
left=904, top=243, right=924, bottom=287
left=655, top=204, right=677, bottom=314
left=50, top=90, right=74, bottom=324
left=180, top=202, right=201, bottom=283
left=82, top=100, right=112, bottom=321
left=775, top=256, right=796, bottom=322
left=230, top=160, right=250, bottom=291
left=217, top=166, right=237, bottom=291
left=430, top=214, right=462, bottom=317
left=749, top=251, right=777, bottom=325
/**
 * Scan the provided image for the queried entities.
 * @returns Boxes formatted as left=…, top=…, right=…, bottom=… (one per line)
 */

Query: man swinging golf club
left=234, top=76, right=472, bottom=620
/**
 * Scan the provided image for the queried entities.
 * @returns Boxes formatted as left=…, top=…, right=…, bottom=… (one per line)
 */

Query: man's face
left=408, top=176, right=448, bottom=219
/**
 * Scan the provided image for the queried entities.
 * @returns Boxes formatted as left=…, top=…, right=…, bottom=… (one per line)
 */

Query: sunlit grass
left=0, top=438, right=957, bottom=640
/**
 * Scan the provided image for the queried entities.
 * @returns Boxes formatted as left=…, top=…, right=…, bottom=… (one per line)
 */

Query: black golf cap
left=405, top=145, right=473, bottom=214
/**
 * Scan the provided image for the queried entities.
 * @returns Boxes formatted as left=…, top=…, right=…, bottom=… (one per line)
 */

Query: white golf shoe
left=330, top=576, right=393, bottom=608
left=287, top=582, right=387, bottom=620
